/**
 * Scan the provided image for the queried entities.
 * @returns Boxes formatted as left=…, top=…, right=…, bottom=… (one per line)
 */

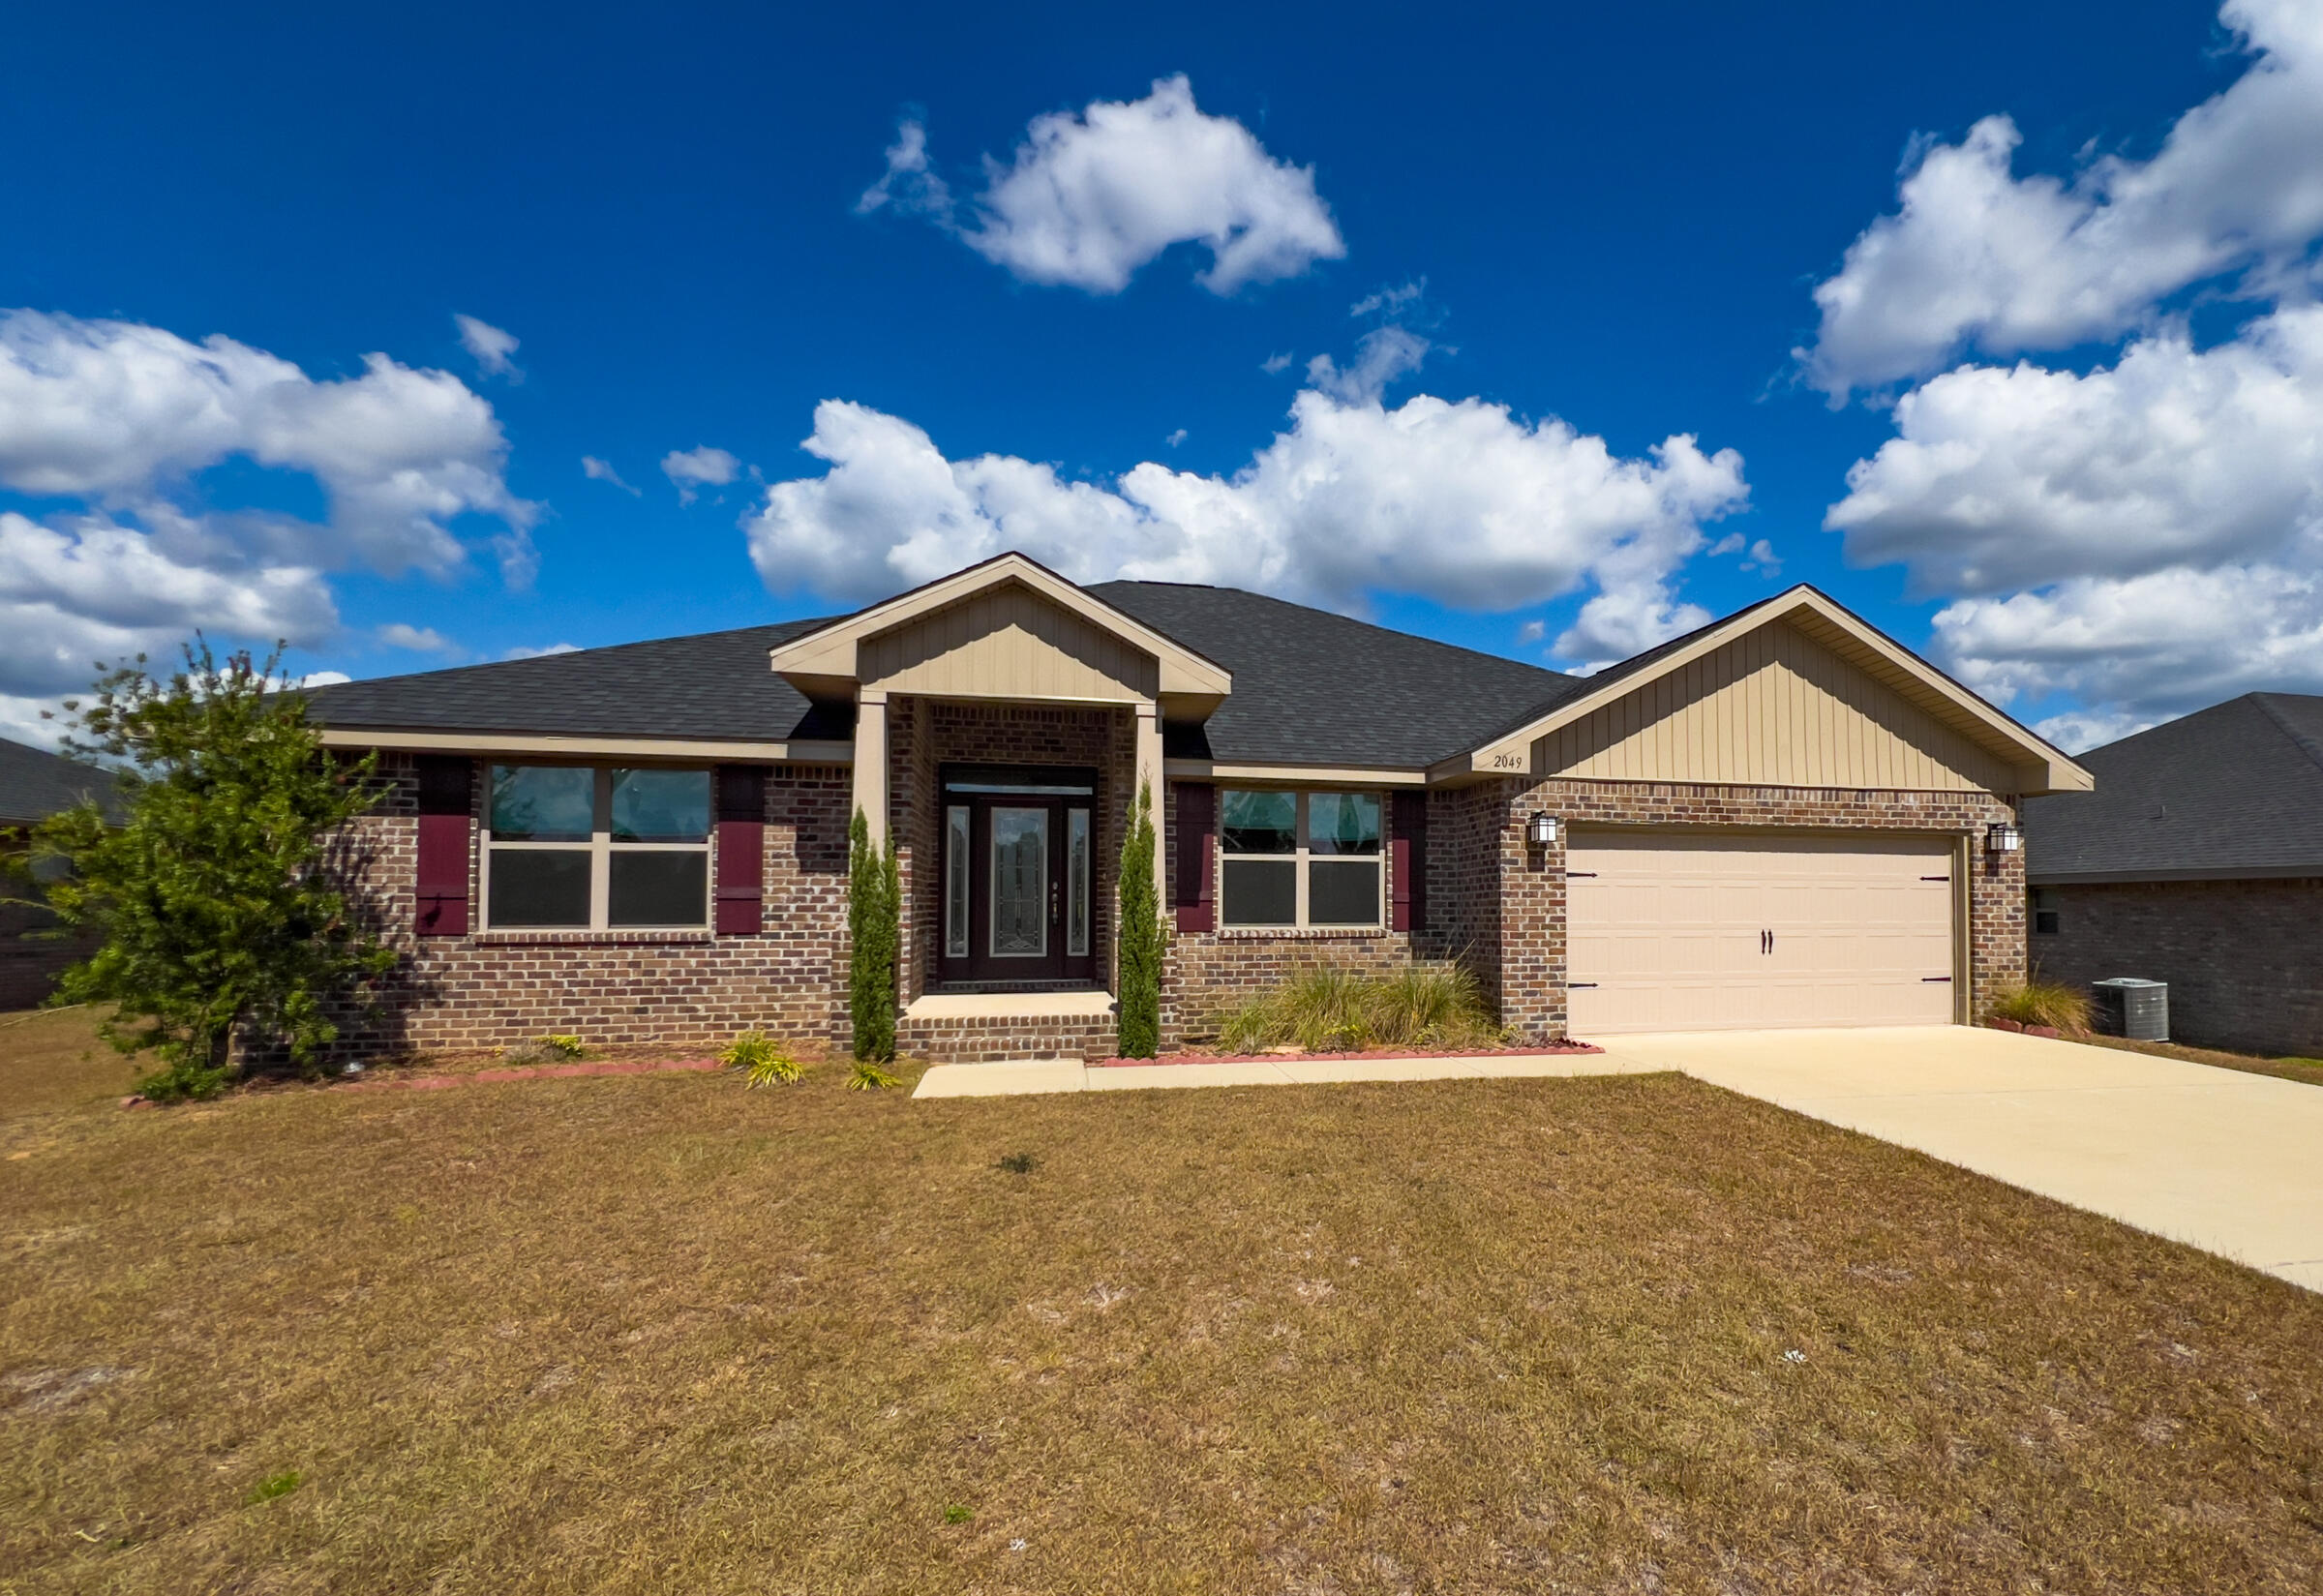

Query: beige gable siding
left=859, top=584, right=1160, bottom=703
left=1537, top=620, right=2017, bottom=793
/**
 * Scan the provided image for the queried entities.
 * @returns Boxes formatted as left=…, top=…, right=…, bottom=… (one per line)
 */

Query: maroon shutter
left=414, top=756, right=472, bottom=937
left=1391, top=790, right=1428, bottom=933
left=1173, top=782, right=1215, bottom=932
left=714, top=765, right=768, bottom=935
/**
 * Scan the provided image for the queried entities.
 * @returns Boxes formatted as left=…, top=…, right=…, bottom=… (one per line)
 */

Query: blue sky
left=4, top=0, right=2318, bottom=749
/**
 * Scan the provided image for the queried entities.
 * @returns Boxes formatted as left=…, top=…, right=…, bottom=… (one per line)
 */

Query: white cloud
left=1303, top=326, right=1433, bottom=406
left=1800, top=0, right=2323, bottom=395
left=661, top=444, right=740, bottom=505
left=454, top=314, right=522, bottom=381
left=502, top=641, right=580, bottom=661
left=860, top=76, right=1345, bottom=294
left=1349, top=281, right=1423, bottom=318
left=1516, top=618, right=1547, bottom=644
left=287, top=670, right=353, bottom=690
left=377, top=621, right=453, bottom=652
left=2034, top=707, right=2162, bottom=754
left=743, top=374, right=1745, bottom=668
left=1260, top=351, right=1294, bottom=375
left=582, top=455, right=640, bottom=496
left=1828, top=306, right=2323, bottom=596
left=1165, top=429, right=1188, bottom=448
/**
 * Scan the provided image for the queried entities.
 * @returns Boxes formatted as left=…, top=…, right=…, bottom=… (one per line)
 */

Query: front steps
left=898, top=988, right=1120, bottom=1065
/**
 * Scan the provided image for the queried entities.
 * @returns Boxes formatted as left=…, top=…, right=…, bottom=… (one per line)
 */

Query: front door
left=938, top=767, right=1098, bottom=984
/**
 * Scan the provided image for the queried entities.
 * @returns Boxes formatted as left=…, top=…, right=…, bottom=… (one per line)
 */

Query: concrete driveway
left=1596, top=1026, right=2323, bottom=1292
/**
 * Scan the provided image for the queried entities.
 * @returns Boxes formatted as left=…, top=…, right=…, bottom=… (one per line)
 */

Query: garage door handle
left=1921, top=976, right=1951, bottom=982
left=1920, top=875, right=1951, bottom=882
left=1567, top=981, right=1599, bottom=989
left=1565, top=870, right=1598, bottom=878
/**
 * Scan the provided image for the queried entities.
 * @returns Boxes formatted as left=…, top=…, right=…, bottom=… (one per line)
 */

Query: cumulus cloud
left=661, top=444, right=740, bottom=505
left=859, top=76, right=1345, bottom=294
left=502, top=641, right=581, bottom=660
left=454, top=314, right=522, bottom=380
left=582, top=455, right=640, bottom=496
left=743, top=375, right=1745, bottom=669
left=1800, top=0, right=2323, bottom=396
left=1303, top=326, right=1433, bottom=406
left=378, top=621, right=454, bottom=652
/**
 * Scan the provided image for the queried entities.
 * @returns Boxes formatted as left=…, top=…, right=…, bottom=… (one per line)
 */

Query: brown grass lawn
left=5, top=1015, right=2323, bottom=1594
left=2078, top=1031, right=2323, bottom=1089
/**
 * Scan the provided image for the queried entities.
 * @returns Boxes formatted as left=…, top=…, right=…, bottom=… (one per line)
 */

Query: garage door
left=1565, top=831, right=1958, bottom=1035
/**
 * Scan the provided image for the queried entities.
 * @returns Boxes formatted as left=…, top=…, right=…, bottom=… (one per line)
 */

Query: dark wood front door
left=936, top=768, right=1098, bottom=985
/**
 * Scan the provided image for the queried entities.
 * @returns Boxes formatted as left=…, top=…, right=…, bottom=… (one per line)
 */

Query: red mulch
left=1091, top=1041, right=1605, bottom=1069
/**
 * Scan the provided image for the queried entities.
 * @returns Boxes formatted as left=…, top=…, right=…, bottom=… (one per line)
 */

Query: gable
left=1535, top=619, right=2021, bottom=793
left=858, top=584, right=1160, bottom=703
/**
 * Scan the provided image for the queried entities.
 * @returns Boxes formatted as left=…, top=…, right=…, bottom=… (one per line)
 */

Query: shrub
left=133, top=1058, right=233, bottom=1103
left=1988, top=977, right=2092, bottom=1033
left=848, top=1060, right=902, bottom=1092
left=724, top=1030, right=802, bottom=1086
left=539, top=1034, right=585, bottom=1059
left=847, top=808, right=899, bottom=1063
left=1213, top=959, right=1501, bottom=1053
left=1115, top=780, right=1162, bottom=1058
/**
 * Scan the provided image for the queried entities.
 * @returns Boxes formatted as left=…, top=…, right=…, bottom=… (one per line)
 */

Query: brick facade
left=2034, top=877, right=2323, bottom=1057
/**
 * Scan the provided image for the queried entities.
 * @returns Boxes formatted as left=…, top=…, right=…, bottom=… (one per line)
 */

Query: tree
left=1115, top=779, right=1162, bottom=1058
left=34, top=642, right=395, bottom=1100
left=847, top=806, right=899, bottom=1063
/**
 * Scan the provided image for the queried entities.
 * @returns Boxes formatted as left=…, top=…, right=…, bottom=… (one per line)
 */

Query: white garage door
left=1565, top=831, right=1959, bottom=1035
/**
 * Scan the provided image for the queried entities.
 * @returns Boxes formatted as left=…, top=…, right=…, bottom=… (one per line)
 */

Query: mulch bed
left=1092, top=1041, right=1605, bottom=1069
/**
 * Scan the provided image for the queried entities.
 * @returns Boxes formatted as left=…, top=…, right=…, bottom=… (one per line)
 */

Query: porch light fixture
left=1986, top=821, right=2023, bottom=855
left=1526, top=812, right=1559, bottom=847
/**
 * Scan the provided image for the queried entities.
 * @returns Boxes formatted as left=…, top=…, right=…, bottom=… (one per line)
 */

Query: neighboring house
left=303, top=554, right=2089, bottom=1063
left=2024, top=694, right=2323, bottom=1058
left=0, top=736, right=119, bottom=1009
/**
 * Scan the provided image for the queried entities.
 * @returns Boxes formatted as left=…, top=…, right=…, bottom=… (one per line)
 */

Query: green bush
left=1115, top=780, right=1162, bottom=1058
left=539, top=1034, right=585, bottom=1059
left=847, top=808, right=899, bottom=1063
left=134, top=1057, right=234, bottom=1103
left=847, top=1060, right=902, bottom=1092
left=1988, top=977, right=2092, bottom=1033
left=723, top=1030, right=802, bottom=1086
left=1214, top=959, right=1500, bottom=1053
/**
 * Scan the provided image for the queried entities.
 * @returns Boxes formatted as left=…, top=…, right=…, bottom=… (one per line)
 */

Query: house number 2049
left=1488, top=752, right=1526, bottom=769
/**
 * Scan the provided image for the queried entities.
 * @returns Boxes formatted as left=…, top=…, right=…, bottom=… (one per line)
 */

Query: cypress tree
left=1116, top=779, right=1162, bottom=1058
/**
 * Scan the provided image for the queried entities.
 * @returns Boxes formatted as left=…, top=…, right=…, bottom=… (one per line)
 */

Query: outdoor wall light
left=1526, top=812, right=1560, bottom=847
left=1986, top=821, right=2023, bottom=855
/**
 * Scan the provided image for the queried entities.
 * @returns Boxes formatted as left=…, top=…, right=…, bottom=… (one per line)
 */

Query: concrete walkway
left=1597, top=1026, right=2323, bottom=1292
left=916, top=1025, right=2323, bottom=1291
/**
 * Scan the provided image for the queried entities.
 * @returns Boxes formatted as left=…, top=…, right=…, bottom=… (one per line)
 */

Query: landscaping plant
left=1987, top=977, right=2093, bottom=1033
left=1115, top=779, right=1162, bottom=1058
left=33, top=642, right=395, bottom=1101
left=847, top=1060, right=902, bottom=1091
left=846, top=807, right=899, bottom=1063
left=723, top=1030, right=803, bottom=1086
left=1215, top=959, right=1502, bottom=1053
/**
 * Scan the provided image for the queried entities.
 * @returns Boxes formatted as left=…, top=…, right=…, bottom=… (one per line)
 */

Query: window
left=484, top=766, right=710, bottom=929
left=1220, top=790, right=1382, bottom=928
left=2032, top=887, right=2061, bottom=936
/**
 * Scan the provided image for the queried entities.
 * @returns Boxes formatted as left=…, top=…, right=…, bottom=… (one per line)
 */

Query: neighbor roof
left=305, top=582, right=1584, bottom=768
left=2026, top=694, right=2323, bottom=884
left=0, top=737, right=120, bottom=827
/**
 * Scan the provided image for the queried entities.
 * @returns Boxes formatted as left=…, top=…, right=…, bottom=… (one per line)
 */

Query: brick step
left=897, top=991, right=1120, bottom=1065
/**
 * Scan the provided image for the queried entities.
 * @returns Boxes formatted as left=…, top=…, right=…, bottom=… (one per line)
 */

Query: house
left=0, top=736, right=119, bottom=1009
left=303, top=554, right=2090, bottom=1063
left=2024, top=693, right=2323, bottom=1058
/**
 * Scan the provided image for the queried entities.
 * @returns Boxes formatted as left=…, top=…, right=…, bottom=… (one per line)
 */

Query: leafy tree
left=847, top=806, right=899, bottom=1063
left=1116, top=779, right=1162, bottom=1058
left=34, top=642, right=394, bottom=1100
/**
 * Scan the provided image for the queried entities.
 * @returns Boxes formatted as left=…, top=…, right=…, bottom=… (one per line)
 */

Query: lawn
left=5, top=1014, right=2322, bottom=1594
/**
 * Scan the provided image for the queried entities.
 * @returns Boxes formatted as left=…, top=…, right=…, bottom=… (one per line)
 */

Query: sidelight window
left=484, top=766, right=710, bottom=930
left=1219, top=790, right=1382, bottom=928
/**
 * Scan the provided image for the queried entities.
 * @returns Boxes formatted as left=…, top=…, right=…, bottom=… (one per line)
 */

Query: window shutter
left=1173, top=782, right=1215, bottom=933
left=1391, top=790, right=1428, bottom=933
left=714, top=765, right=769, bottom=935
left=413, top=756, right=472, bottom=937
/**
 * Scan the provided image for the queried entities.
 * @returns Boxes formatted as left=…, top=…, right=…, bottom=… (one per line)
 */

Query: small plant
left=996, top=1151, right=1038, bottom=1175
left=133, top=1058, right=234, bottom=1103
left=1987, top=977, right=2092, bottom=1033
left=539, top=1034, right=585, bottom=1059
left=724, top=1030, right=803, bottom=1086
left=1115, top=780, right=1163, bottom=1058
left=943, top=1504, right=974, bottom=1525
left=247, top=1470, right=303, bottom=1504
left=848, top=1060, right=902, bottom=1092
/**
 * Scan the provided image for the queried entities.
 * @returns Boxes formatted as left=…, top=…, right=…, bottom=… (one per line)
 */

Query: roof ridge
left=2248, top=692, right=2323, bottom=777
left=1094, top=579, right=1576, bottom=686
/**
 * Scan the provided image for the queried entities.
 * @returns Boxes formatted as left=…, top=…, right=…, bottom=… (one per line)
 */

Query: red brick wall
left=325, top=754, right=852, bottom=1059
left=2035, top=877, right=2323, bottom=1057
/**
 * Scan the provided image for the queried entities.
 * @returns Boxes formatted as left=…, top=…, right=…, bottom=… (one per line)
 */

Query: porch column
left=853, top=688, right=889, bottom=847
left=1135, top=700, right=1165, bottom=902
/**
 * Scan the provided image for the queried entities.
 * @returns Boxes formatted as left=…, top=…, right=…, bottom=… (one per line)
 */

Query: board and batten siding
left=1536, top=620, right=2017, bottom=793
left=858, top=587, right=1160, bottom=703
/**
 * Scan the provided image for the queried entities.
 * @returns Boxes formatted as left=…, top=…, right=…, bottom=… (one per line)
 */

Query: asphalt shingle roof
left=2025, top=693, right=2323, bottom=882
left=306, top=582, right=1584, bottom=768
left=0, top=737, right=120, bottom=826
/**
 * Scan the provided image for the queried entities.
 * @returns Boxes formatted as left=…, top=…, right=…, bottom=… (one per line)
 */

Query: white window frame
left=1219, top=789, right=1385, bottom=929
left=479, top=765, right=712, bottom=931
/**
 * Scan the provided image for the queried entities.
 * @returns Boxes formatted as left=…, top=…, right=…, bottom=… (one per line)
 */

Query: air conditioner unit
left=2091, top=977, right=2168, bottom=1042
